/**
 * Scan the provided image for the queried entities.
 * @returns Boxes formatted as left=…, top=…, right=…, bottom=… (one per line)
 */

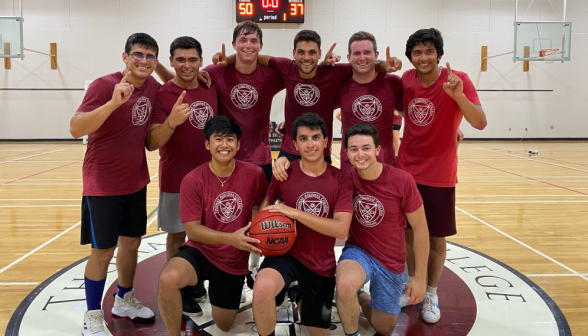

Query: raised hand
left=198, top=70, right=212, bottom=88
left=442, top=62, right=464, bottom=100
left=167, top=91, right=191, bottom=130
left=385, top=46, right=402, bottom=72
left=111, top=71, right=134, bottom=107
left=322, top=43, right=341, bottom=66
left=231, top=223, right=262, bottom=255
left=212, top=43, right=228, bottom=66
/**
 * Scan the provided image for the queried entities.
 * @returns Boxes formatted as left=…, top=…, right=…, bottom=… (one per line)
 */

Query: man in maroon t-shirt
left=335, top=31, right=403, bottom=171
left=336, top=123, right=430, bottom=336
left=70, top=33, right=160, bottom=336
left=158, top=116, right=268, bottom=335
left=145, top=36, right=217, bottom=316
left=253, top=113, right=353, bottom=336
left=396, top=28, right=487, bottom=324
left=155, top=21, right=284, bottom=184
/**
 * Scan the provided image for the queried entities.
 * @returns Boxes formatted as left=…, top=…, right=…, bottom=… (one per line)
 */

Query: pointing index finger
left=221, top=43, right=226, bottom=57
left=175, top=91, right=186, bottom=105
left=446, top=62, right=452, bottom=76
left=120, top=71, right=131, bottom=83
left=327, top=42, right=336, bottom=56
left=386, top=46, right=391, bottom=60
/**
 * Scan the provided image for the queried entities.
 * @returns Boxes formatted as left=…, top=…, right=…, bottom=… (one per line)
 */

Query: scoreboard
left=236, top=0, right=305, bottom=23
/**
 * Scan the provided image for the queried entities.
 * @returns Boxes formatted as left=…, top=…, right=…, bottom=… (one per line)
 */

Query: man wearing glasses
left=70, top=33, right=161, bottom=336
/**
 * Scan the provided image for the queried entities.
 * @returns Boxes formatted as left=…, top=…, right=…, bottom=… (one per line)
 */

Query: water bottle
left=529, top=150, right=539, bottom=154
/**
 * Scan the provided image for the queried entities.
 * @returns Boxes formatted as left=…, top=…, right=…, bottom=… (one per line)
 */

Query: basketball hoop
left=540, top=48, right=559, bottom=64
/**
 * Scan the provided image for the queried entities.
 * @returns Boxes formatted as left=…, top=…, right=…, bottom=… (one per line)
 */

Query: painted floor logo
left=6, top=235, right=570, bottom=336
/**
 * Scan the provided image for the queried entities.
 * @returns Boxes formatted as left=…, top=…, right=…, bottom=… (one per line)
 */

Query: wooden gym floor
left=0, top=140, right=586, bottom=334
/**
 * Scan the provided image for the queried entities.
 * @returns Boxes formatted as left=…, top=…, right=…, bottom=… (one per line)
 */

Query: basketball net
left=540, top=48, right=559, bottom=64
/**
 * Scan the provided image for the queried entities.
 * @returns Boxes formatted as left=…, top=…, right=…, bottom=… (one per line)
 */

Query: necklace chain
left=210, top=161, right=235, bottom=188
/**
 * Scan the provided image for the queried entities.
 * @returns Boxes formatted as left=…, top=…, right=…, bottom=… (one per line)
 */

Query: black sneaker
left=181, top=287, right=203, bottom=317
left=193, top=282, right=207, bottom=302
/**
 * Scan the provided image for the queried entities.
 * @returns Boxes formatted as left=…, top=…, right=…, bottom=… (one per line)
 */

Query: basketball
left=249, top=210, right=296, bottom=257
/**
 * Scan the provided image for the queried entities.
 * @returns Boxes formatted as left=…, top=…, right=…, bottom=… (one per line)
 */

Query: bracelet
left=166, top=118, right=176, bottom=131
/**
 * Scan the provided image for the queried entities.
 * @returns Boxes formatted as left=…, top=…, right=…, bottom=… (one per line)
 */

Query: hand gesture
left=272, top=156, right=291, bottom=182
left=231, top=223, right=262, bottom=255
left=274, top=121, right=285, bottom=138
left=457, top=128, right=464, bottom=144
left=167, top=91, right=191, bottom=129
left=111, top=72, right=135, bottom=107
left=442, top=62, right=464, bottom=100
left=212, top=43, right=228, bottom=66
left=198, top=71, right=212, bottom=88
left=384, top=46, right=402, bottom=72
left=405, top=277, right=426, bottom=305
left=264, top=203, right=297, bottom=219
left=322, top=43, right=341, bottom=66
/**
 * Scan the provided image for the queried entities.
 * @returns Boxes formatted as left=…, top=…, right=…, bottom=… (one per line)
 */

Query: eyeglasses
left=127, top=52, right=158, bottom=63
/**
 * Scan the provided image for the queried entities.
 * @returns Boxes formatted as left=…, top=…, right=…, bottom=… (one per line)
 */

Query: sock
left=84, top=276, right=106, bottom=311
left=345, top=329, right=360, bottom=336
left=426, top=286, right=437, bottom=296
left=117, top=284, right=133, bottom=298
left=259, top=331, right=275, bottom=336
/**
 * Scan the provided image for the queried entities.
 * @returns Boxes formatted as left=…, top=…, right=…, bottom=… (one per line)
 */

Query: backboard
left=0, top=17, right=23, bottom=58
left=514, top=22, right=571, bottom=61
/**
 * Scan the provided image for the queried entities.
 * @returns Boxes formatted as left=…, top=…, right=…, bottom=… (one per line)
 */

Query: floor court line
left=0, top=204, right=160, bottom=208
left=527, top=274, right=588, bottom=277
left=0, top=148, right=66, bottom=165
left=455, top=206, right=588, bottom=282
left=0, top=161, right=82, bottom=186
left=475, top=147, right=588, bottom=173
left=0, top=146, right=65, bottom=161
left=456, top=194, right=588, bottom=197
left=461, top=159, right=588, bottom=195
left=456, top=200, right=588, bottom=204
left=0, top=282, right=40, bottom=286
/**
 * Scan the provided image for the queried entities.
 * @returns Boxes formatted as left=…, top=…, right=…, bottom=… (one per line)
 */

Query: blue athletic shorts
left=339, top=245, right=404, bottom=315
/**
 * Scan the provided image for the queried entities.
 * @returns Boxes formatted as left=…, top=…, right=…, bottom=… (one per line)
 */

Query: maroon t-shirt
left=180, top=160, right=268, bottom=276
left=267, top=162, right=353, bottom=277
left=347, top=164, right=422, bottom=274
left=393, top=114, right=402, bottom=126
left=397, top=68, right=480, bottom=187
left=151, top=81, right=218, bottom=193
left=77, top=72, right=160, bottom=196
left=336, top=73, right=402, bottom=170
left=267, top=58, right=352, bottom=157
left=203, top=64, right=284, bottom=165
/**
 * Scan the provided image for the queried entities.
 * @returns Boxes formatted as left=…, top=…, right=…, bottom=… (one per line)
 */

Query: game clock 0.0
left=236, top=0, right=304, bottom=23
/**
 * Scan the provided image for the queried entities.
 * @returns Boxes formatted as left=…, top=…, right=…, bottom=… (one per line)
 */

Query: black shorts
left=260, top=253, right=335, bottom=329
left=407, top=184, right=456, bottom=237
left=174, top=245, right=245, bottom=310
left=81, top=186, right=147, bottom=249
left=259, top=163, right=273, bottom=186
left=393, top=124, right=402, bottom=131
left=277, top=149, right=332, bottom=164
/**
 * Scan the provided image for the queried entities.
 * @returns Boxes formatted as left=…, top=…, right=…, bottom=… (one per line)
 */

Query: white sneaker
left=81, top=309, right=107, bottom=336
left=111, top=290, right=155, bottom=323
left=399, top=282, right=410, bottom=308
left=421, top=293, right=440, bottom=323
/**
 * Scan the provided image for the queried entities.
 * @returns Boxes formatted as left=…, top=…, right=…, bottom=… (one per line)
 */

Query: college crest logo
left=294, top=83, right=320, bottom=106
left=213, top=191, right=243, bottom=223
left=189, top=101, right=214, bottom=129
left=408, top=98, right=435, bottom=126
left=352, top=95, right=382, bottom=122
left=231, top=84, right=258, bottom=109
left=296, top=192, right=329, bottom=218
left=353, top=195, right=385, bottom=227
left=131, top=96, right=151, bottom=126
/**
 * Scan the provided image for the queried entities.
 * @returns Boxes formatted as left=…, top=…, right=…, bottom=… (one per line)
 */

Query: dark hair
left=170, top=36, right=203, bottom=59
left=294, top=30, right=321, bottom=50
left=125, top=33, right=159, bottom=58
left=405, top=28, right=444, bottom=64
left=292, top=113, right=327, bottom=140
left=233, top=21, right=263, bottom=45
left=204, top=116, right=242, bottom=141
left=348, top=31, right=377, bottom=54
left=344, top=123, right=380, bottom=149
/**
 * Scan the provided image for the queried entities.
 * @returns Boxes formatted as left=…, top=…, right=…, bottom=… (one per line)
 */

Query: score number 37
left=290, top=3, right=304, bottom=15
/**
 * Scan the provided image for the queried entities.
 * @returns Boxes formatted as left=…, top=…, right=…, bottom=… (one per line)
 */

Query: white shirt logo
left=353, top=195, right=385, bottom=227
left=213, top=191, right=243, bottom=223
left=189, top=101, right=214, bottom=129
left=352, top=95, right=382, bottom=122
left=296, top=192, right=329, bottom=218
left=132, top=96, right=152, bottom=126
left=231, top=84, right=258, bottom=109
left=408, top=98, right=435, bottom=126
left=294, top=83, right=320, bottom=106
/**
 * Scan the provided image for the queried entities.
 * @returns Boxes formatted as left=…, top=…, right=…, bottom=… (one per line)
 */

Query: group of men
left=71, top=20, right=486, bottom=336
